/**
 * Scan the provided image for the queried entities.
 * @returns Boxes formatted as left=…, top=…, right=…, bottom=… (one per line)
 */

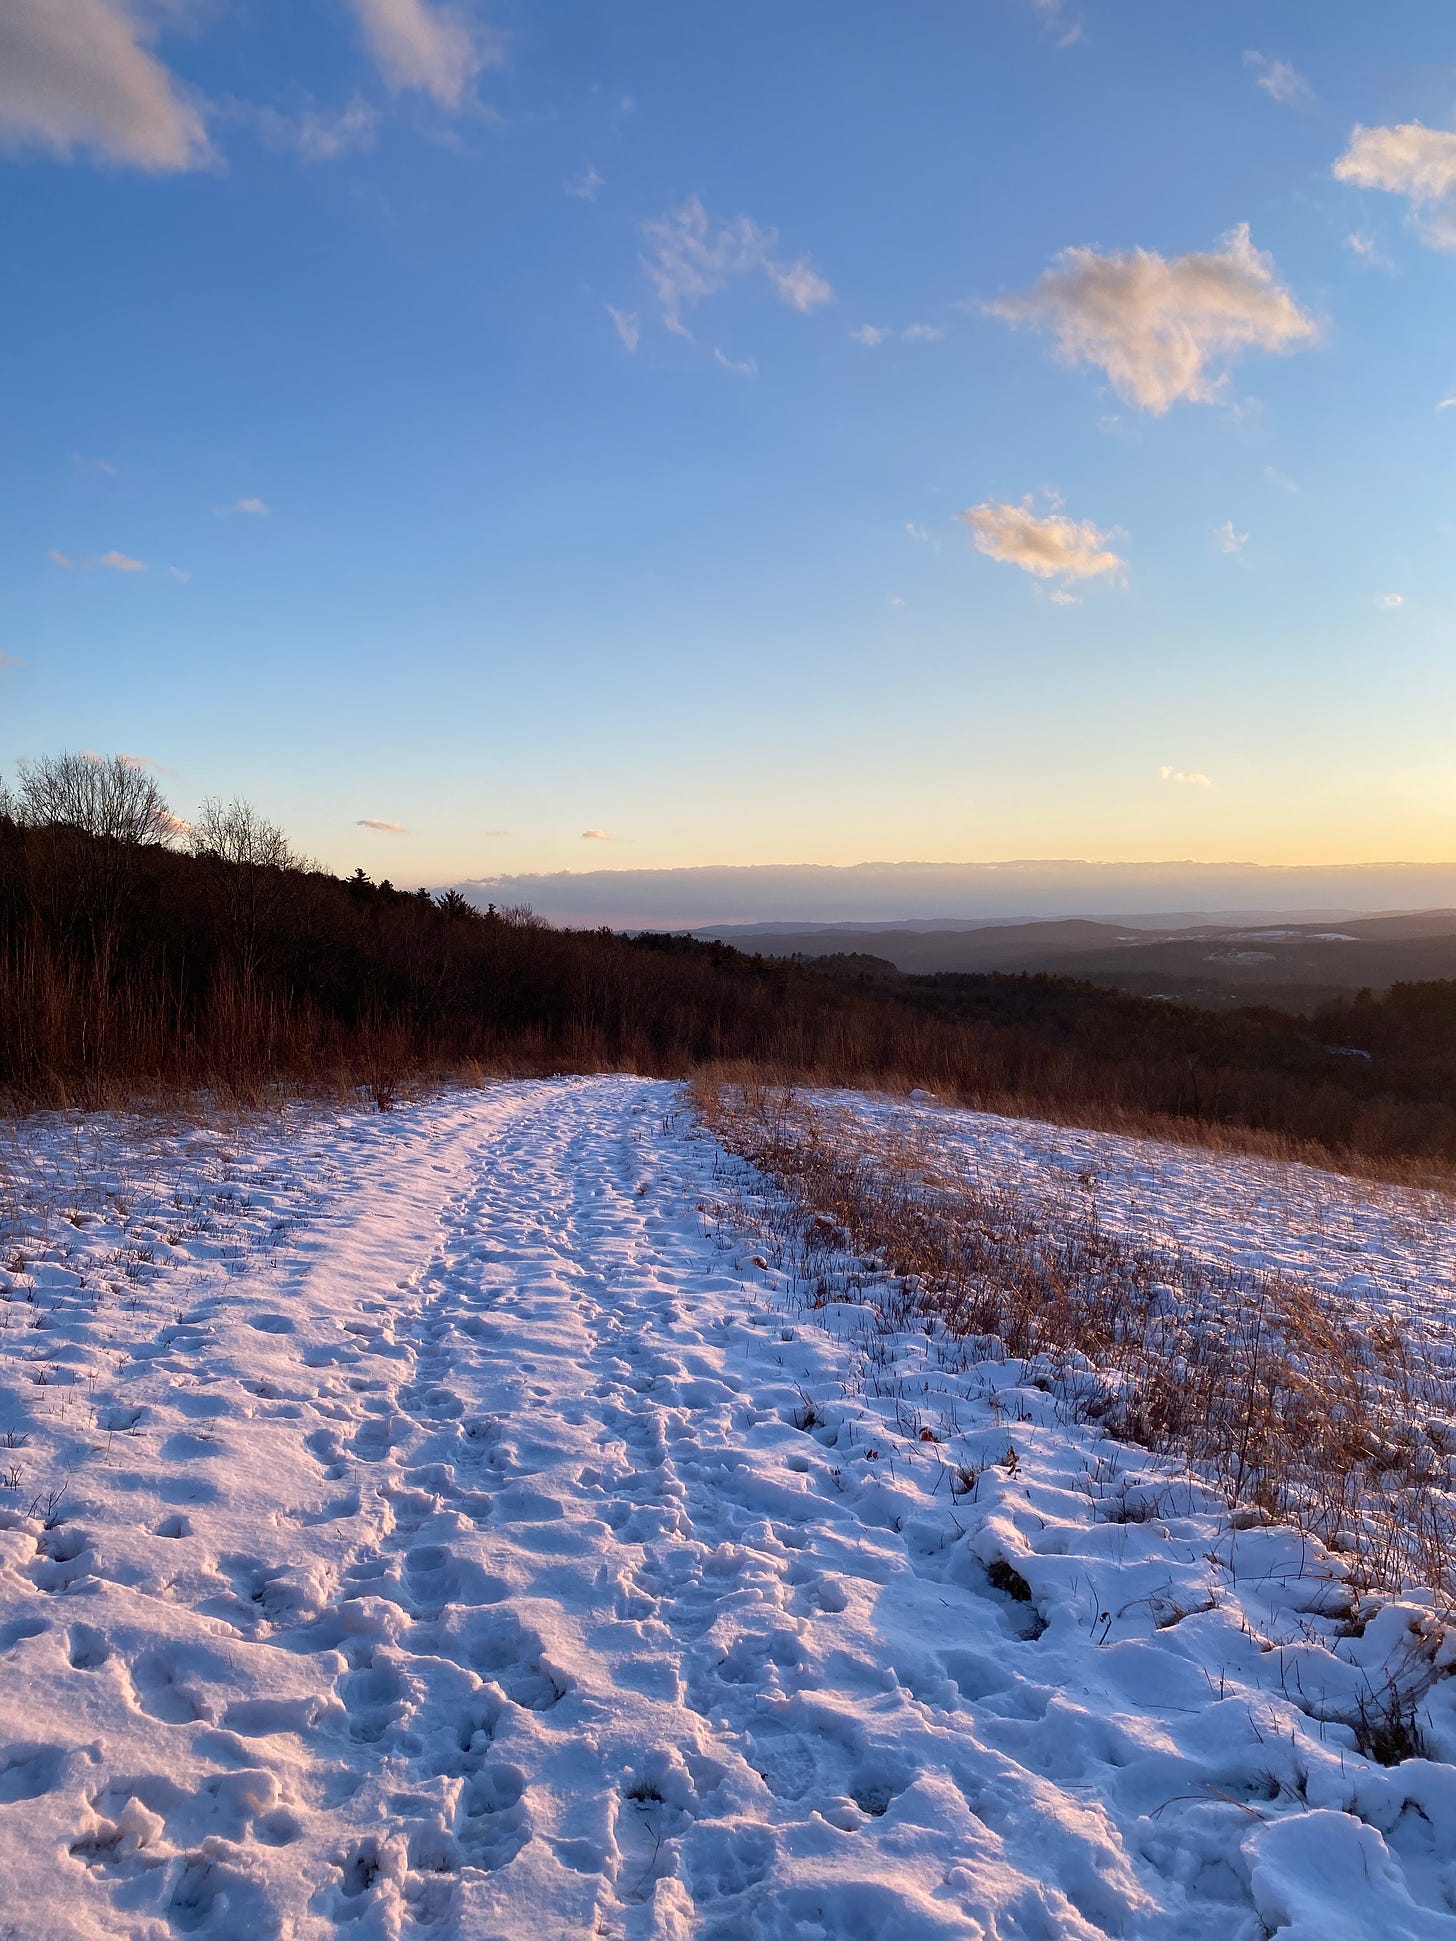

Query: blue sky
left=4, top=0, right=1456, bottom=901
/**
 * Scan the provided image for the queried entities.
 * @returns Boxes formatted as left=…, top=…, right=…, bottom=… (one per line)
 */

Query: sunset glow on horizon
left=4, top=1, right=1455, bottom=899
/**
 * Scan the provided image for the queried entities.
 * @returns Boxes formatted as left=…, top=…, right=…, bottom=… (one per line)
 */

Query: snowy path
left=1, top=1078, right=1455, bottom=1939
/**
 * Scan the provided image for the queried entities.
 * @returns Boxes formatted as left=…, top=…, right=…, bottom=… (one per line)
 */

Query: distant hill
left=697, top=912, right=1456, bottom=1008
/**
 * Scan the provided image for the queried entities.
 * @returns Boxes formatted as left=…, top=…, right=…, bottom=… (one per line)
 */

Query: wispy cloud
left=1243, top=51, right=1312, bottom=107
left=1264, top=465, right=1299, bottom=494
left=1214, top=520, right=1248, bottom=554
left=231, top=496, right=270, bottom=516
left=1376, top=592, right=1404, bottom=610
left=959, top=498, right=1124, bottom=581
left=1334, top=121, right=1456, bottom=251
left=48, top=547, right=146, bottom=572
left=607, top=305, right=640, bottom=354
left=905, top=522, right=930, bottom=544
left=341, top=0, right=499, bottom=110
left=357, top=817, right=408, bottom=832
left=854, top=322, right=944, bottom=346
left=581, top=828, right=612, bottom=841
left=0, top=0, right=212, bottom=172
left=987, top=225, right=1315, bottom=413
left=168, top=564, right=191, bottom=582
left=1159, top=765, right=1213, bottom=788
left=639, top=196, right=831, bottom=338
left=1344, top=230, right=1393, bottom=271
left=1023, top=0, right=1082, bottom=50
left=564, top=165, right=604, bottom=201
left=251, top=95, right=379, bottom=162
left=1048, top=589, right=1082, bottom=607
left=712, top=347, right=758, bottom=377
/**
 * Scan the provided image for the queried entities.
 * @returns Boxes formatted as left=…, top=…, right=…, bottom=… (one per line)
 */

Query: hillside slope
left=0, top=1081, right=1453, bottom=1938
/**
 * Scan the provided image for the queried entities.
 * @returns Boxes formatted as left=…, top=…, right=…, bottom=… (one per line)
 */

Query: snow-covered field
left=842, top=1091, right=1455, bottom=1335
left=0, top=1076, right=1454, bottom=1940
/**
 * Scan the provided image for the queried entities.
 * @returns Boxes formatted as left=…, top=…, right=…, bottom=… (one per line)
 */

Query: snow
left=838, top=1090, right=1454, bottom=1330
left=0, top=1076, right=1452, bottom=1938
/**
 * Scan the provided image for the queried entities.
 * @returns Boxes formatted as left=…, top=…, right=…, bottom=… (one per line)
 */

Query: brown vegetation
left=696, top=1079, right=1456, bottom=1603
left=1, top=754, right=1453, bottom=1192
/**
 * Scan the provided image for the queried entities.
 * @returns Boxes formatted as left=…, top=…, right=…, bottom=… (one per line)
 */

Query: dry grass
left=696, top=1075, right=1456, bottom=1605
left=690, top=1058, right=1456, bottom=1196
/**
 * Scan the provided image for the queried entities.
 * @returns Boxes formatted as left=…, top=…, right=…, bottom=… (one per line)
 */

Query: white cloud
left=639, top=196, right=831, bottom=338
left=253, top=95, right=379, bottom=162
left=712, top=347, right=758, bottom=378
left=901, top=322, right=944, bottom=343
left=232, top=497, right=269, bottom=516
left=564, top=165, right=603, bottom=201
left=905, top=523, right=930, bottom=544
left=767, top=259, right=832, bottom=313
left=49, top=547, right=145, bottom=572
left=987, top=225, right=1315, bottom=413
left=342, top=0, right=497, bottom=109
left=1048, top=589, right=1082, bottom=606
left=1334, top=122, right=1456, bottom=250
left=0, top=0, right=211, bottom=172
left=959, top=499, right=1124, bottom=580
left=887, top=595, right=906, bottom=608
left=607, top=305, right=640, bottom=353
left=852, top=324, right=890, bottom=347
left=357, top=817, right=408, bottom=832
left=1214, top=520, right=1248, bottom=554
left=168, top=564, right=191, bottom=581
left=1243, top=51, right=1312, bottom=107
left=581, top=828, right=611, bottom=841
left=1438, top=393, right=1456, bottom=412
left=1376, top=592, right=1404, bottom=609
left=1264, top=465, right=1299, bottom=493
left=1159, top=765, right=1213, bottom=788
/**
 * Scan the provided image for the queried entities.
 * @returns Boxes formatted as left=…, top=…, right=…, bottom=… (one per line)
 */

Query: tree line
left=1, top=752, right=1452, bottom=1179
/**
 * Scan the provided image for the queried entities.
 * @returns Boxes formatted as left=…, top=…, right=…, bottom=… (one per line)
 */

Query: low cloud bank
left=443, top=859, right=1456, bottom=931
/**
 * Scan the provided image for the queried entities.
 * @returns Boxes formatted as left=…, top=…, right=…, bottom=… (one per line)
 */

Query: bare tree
left=15, top=752, right=176, bottom=846
left=13, top=753, right=180, bottom=957
left=190, top=795, right=294, bottom=978
left=190, top=796, right=292, bottom=870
